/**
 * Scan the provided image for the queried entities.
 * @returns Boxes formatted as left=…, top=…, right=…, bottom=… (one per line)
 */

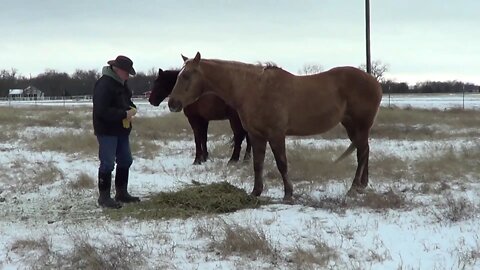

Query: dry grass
left=210, top=222, right=276, bottom=260
left=9, top=233, right=146, bottom=270
left=373, top=107, right=480, bottom=140
left=10, top=159, right=65, bottom=192
left=289, top=240, right=338, bottom=270
left=432, top=193, right=477, bottom=223
left=0, top=130, right=19, bottom=142
left=416, top=182, right=451, bottom=195
left=129, top=138, right=161, bottom=160
left=32, top=162, right=64, bottom=186
left=456, top=236, right=480, bottom=269
left=370, top=154, right=410, bottom=181
left=313, top=107, right=480, bottom=141
left=29, top=129, right=162, bottom=160
left=9, top=237, right=51, bottom=257
left=9, top=237, right=54, bottom=269
left=5, top=105, right=480, bottom=145
left=379, top=107, right=480, bottom=128
left=68, top=172, right=95, bottom=190
left=60, top=234, right=146, bottom=270
left=30, top=131, right=98, bottom=156
left=286, top=142, right=355, bottom=184
left=0, top=107, right=90, bottom=129
left=298, top=189, right=407, bottom=213
left=132, top=113, right=191, bottom=141
left=413, top=145, right=480, bottom=183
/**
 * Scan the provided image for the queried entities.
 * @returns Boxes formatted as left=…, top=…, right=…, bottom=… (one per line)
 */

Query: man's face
left=116, top=68, right=130, bottom=81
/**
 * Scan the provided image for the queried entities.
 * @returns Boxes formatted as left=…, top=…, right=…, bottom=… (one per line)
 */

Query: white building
left=8, top=89, right=23, bottom=100
left=7, top=86, right=44, bottom=100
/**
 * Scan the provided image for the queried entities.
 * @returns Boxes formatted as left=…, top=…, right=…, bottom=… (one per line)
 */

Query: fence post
left=388, top=86, right=391, bottom=108
left=463, top=85, right=465, bottom=110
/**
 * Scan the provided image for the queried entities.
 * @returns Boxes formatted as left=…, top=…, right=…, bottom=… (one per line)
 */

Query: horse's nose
left=148, top=95, right=159, bottom=106
left=168, top=98, right=183, bottom=112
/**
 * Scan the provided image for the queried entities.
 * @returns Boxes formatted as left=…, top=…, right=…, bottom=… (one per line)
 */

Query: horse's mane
left=165, top=68, right=181, bottom=73
left=163, top=68, right=180, bottom=80
left=203, top=59, right=286, bottom=75
left=258, top=61, right=280, bottom=69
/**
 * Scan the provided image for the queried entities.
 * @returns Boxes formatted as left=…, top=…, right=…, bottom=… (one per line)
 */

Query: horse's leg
left=187, top=116, right=205, bottom=165
left=358, top=131, right=370, bottom=188
left=227, top=116, right=243, bottom=164
left=243, top=133, right=252, bottom=162
left=269, top=136, right=293, bottom=202
left=200, top=121, right=209, bottom=162
left=346, top=126, right=370, bottom=193
left=249, top=134, right=267, bottom=197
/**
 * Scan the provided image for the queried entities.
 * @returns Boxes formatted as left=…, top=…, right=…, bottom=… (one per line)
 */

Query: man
left=93, top=55, right=140, bottom=209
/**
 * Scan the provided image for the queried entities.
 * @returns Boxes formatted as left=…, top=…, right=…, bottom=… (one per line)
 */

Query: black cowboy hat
left=107, top=55, right=136, bottom=75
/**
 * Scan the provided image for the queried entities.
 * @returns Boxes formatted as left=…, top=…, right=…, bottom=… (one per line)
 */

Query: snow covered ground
left=0, top=96, right=479, bottom=269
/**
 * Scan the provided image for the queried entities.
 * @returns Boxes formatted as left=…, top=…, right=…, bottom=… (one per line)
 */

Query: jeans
left=96, top=135, right=133, bottom=174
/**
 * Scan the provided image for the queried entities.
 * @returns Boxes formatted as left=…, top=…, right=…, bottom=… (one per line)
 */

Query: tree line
left=1, top=65, right=479, bottom=97
left=301, top=61, right=479, bottom=94
left=0, top=68, right=157, bottom=97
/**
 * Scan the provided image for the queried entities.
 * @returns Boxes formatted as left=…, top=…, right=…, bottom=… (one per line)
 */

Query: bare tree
left=298, top=64, right=323, bottom=75
left=359, top=60, right=389, bottom=82
left=147, top=67, right=158, bottom=77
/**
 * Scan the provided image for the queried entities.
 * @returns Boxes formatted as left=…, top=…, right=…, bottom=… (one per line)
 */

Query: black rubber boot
left=114, top=167, right=140, bottom=203
left=98, top=171, right=122, bottom=209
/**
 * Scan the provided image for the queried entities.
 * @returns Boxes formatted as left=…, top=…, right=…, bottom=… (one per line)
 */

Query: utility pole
left=365, top=0, right=372, bottom=74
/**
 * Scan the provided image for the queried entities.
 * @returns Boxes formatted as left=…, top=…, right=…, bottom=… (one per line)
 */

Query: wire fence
left=0, top=95, right=148, bottom=107
left=2, top=93, right=480, bottom=110
left=381, top=93, right=480, bottom=110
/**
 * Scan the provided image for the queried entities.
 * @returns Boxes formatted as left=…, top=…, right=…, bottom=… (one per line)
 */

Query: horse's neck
left=201, top=61, right=257, bottom=109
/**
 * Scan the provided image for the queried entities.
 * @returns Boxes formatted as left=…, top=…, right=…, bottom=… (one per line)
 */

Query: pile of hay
left=107, top=181, right=262, bottom=220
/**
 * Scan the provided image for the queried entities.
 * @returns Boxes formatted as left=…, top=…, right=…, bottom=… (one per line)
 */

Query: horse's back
left=260, top=66, right=382, bottom=135
left=326, top=66, right=382, bottom=98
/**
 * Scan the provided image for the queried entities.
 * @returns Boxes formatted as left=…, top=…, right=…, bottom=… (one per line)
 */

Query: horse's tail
left=334, top=143, right=356, bottom=163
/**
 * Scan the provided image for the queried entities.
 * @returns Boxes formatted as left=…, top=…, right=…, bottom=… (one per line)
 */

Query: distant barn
left=8, top=86, right=44, bottom=100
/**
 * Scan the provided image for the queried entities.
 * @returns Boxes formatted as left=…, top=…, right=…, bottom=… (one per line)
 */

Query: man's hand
left=126, top=107, right=137, bottom=120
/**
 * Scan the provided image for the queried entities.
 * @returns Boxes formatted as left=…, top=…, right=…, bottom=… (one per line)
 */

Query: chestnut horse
left=168, top=53, right=382, bottom=201
left=149, top=68, right=251, bottom=164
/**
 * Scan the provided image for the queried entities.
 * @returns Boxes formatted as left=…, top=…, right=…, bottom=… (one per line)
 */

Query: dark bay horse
left=168, top=53, right=382, bottom=202
left=149, top=68, right=251, bottom=165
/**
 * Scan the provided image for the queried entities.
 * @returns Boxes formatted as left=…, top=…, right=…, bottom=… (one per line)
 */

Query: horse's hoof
left=282, top=196, right=294, bottom=205
left=347, top=186, right=367, bottom=196
left=227, top=159, right=238, bottom=165
left=346, top=188, right=358, bottom=197
left=251, top=189, right=262, bottom=197
left=193, top=160, right=202, bottom=165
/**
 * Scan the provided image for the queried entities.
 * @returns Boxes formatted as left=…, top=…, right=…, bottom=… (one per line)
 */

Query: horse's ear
left=158, top=68, right=163, bottom=75
left=193, top=52, right=201, bottom=63
left=181, top=54, right=188, bottom=62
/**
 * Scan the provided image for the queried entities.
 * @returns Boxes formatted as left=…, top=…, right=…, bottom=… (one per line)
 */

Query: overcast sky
left=1, top=0, right=478, bottom=85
